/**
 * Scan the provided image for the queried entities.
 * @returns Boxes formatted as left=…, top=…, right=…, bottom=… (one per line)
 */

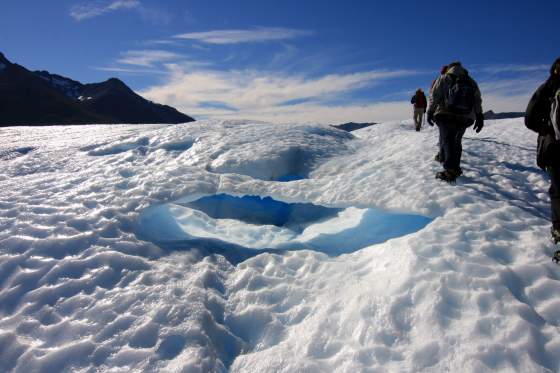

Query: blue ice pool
left=137, top=194, right=433, bottom=258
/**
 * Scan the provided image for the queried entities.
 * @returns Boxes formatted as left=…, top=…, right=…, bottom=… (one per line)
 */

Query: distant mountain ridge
left=0, top=52, right=194, bottom=126
left=331, top=122, right=376, bottom=132
left=483, top=110, right=525, bottom=120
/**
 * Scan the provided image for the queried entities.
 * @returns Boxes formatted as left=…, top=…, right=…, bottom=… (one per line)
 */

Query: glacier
left=0, top=119, right=559, bottom=372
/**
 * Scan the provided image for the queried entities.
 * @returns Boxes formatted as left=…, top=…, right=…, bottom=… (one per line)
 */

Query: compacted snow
left=0, top=119, right=559, bottom=372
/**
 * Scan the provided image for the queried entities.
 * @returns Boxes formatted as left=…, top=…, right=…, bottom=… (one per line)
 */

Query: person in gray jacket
left=427, top=61, right=484, bottom=182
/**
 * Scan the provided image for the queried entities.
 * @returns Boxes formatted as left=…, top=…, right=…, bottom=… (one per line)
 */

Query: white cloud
left=116, top=50, right=182, bottom=67
left=70, top=0, right=140, bottom=20
left=98, top=47, right=546, bottom=123
left=139, top=64, right=546, bottom=123
left=219, top=101, right=412, bottom=124
left=479, top=77, right=542, bottom=97
left=479, top=64, right=549, bottom=75
left=140, top=65, right=418, bottom=123
left=95, top=50, right=213, bottom=75
left=479, top=77, right=543, bottom=112
left=92, top=66, right=167, bottom=75
left=174, top=27, right=312, bottom=44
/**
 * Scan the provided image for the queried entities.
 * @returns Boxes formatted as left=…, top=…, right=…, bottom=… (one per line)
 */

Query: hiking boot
left=551, top=227, right=560, bottom=244
left=436, top=169, right=459, bottom=183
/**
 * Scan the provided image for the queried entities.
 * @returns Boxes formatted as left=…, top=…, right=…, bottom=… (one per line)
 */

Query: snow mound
left=0, top=146, right=36, bottom=161
left=194, top=122, right=355, bottom=181
left=0, top=119, right=559, bottom=372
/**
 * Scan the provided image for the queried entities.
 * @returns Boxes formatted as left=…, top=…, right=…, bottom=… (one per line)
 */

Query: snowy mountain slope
left=0, top=119, right=558, bottom=372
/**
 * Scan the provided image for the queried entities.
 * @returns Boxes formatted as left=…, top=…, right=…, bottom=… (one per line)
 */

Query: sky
left=1, top=0, right=559, bottom=123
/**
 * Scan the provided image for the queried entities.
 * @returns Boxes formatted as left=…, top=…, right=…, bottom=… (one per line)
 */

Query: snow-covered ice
left=0, top=119, right=559, bottom=372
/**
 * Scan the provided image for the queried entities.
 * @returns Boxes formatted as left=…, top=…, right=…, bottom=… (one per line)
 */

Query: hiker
left=525, top=58, right=560, bottom=242
left=427, top=61, right=484, bottom=182
left=411, top=89, right=427, bottom=131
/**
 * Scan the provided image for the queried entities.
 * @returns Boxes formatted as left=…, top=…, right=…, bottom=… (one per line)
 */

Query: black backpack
left=445, top=74, right=475, bottom=115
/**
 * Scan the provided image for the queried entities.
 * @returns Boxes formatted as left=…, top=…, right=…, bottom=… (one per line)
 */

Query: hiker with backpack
left=411, top=89, right=427, bottom=131
left=427, top=61, right=484, bottom=182
left=525, top=58, right=560, bottom=243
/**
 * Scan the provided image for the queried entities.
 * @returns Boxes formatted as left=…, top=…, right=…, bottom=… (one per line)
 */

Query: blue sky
left=2, top=0, right=559, bottom=123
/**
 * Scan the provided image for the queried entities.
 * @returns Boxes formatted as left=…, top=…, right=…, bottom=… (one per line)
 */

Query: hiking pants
left=437, top=121, right=467, bottom=172
left=548, top=165, right=560, bottom=229
left=414, top=108, right=425, bottom=130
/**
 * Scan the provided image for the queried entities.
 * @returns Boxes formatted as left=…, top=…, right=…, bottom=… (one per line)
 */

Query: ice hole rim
left=136, top=193, right=434, bottom=264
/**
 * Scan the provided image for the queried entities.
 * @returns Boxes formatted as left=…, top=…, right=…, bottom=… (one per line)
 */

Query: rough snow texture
left=0, top=119, right=559, bottom=372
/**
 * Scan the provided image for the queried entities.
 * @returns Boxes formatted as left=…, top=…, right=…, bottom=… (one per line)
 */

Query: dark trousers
left=437, top=121, right=467, bottom=172
left=548, top=165, right=560, bottom=229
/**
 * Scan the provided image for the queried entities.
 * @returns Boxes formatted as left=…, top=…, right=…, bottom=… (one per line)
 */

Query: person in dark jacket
left=411, top=89, right=427, bottom=131
left=427, top=61, right=484, bottom=182
left=525, top=57, right=560, bottom=241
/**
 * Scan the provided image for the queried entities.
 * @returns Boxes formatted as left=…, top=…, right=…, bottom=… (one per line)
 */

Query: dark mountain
left=80, top=78, right=193, bottom=124
left=35, top=70, right=84, bottom=100
left=483, top=110, right=525, bottom=120
left=331, top=122, right=376, bottom=132
left=0, top=52, right=194, bottom=126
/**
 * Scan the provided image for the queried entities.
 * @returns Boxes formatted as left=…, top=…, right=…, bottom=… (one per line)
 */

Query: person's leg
left=450, top=125, right=467, bottom=172
left=436, top=123, right=444, bottom=162
left=439, top=123, right=456, bottom=171
left=414, top=109, right=421, bottom=130
left=436, top=122, right=464, bottom=182
left=437, top=124, right=446, bottom=163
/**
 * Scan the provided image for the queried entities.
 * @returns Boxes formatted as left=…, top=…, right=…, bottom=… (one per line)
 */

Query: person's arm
left=473, top=81, right=484, bottom=133
left=411, top=95, right=416, bottom=105
left=473, top=81, right=483, bottom=115
left=428, top=76, right=444, bottom=113
left=525, top=82, right=550, bottom=135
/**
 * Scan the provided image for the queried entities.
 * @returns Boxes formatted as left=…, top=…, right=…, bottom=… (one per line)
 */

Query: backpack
left=445, top=74, right=475, bottom=115
left=551, top=87, right=560, bottom=140
left=416, top=92, right=426, bottom=108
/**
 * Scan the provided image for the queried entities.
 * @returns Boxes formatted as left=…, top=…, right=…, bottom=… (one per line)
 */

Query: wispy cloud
left=95, top=49, right=212, bottom=74
left=70, top=0, right=139, bottom=20
left=100, top=42, right=548, bottom=122
left=116, top=50, right=182, bottom=67
left=92, top=66, right=168, bottom=75
left=139, top=61, right=548, bottom=123
left=139, top=64, right=419, bottom=123
left=479, top=77, right=542, bottom=97
left=479, top=64, right=549, bottom=75
left=144, top=39, right=183, bottom=47
left=70, top=0, right=172, bottom=23
left=479, top=77, right=543, bottom=113
left=174, top=27, right=312, bottom=44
